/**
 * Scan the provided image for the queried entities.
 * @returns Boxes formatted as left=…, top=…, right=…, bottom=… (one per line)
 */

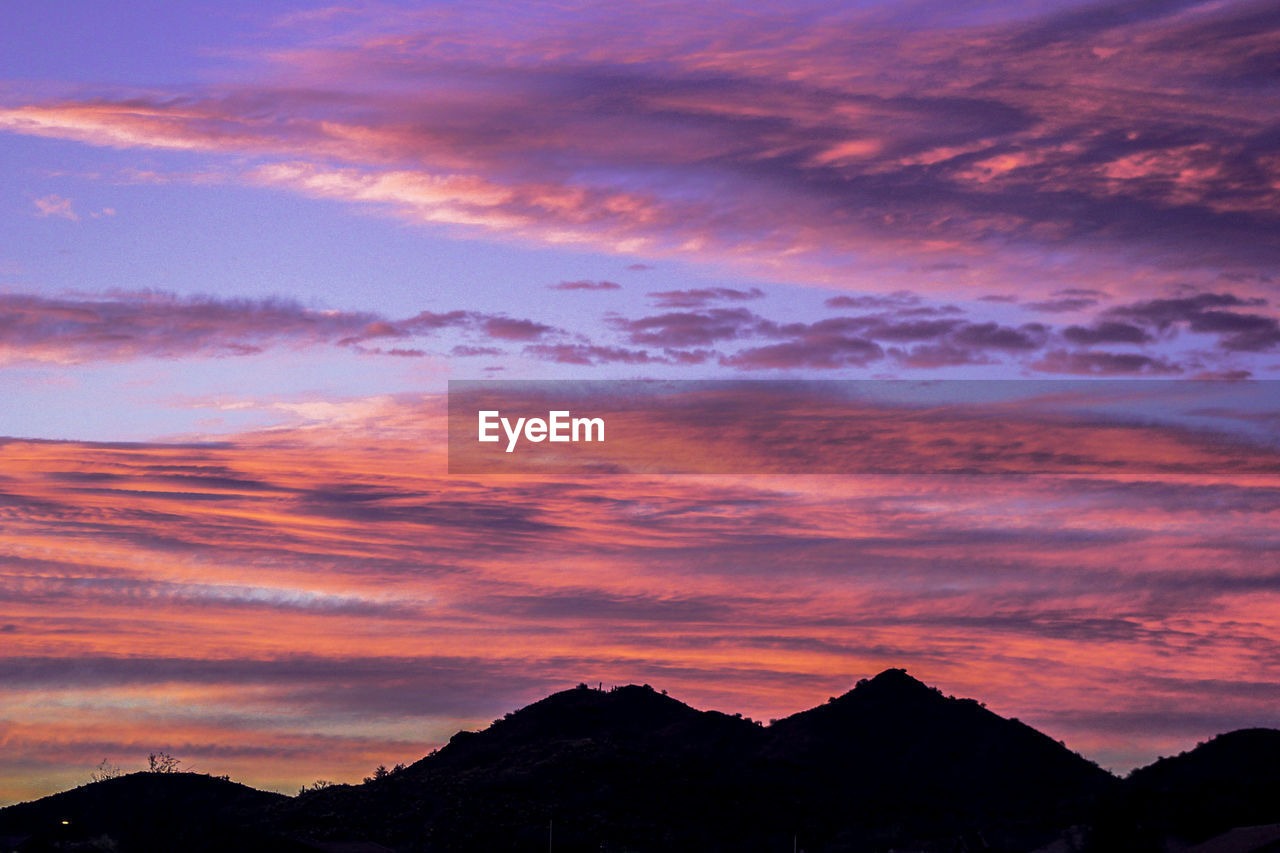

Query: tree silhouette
left=89, top=758, right=121, bottom=783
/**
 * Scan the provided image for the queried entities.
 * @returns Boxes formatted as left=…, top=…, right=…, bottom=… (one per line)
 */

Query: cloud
left=1062, top=322, right=1153, bottom=345
left=1187, top=310, right=1280, bottom=352
left=824, top=291, right=921, bottom=310
left=0, top=291, right=378, bottom=365
left=0, top=291, right=565, bottom=365
left=480, top=316, right=555, bottom=341
left=32, top=194, right=78, bottom=221
left=1026, top=297, right=1100, bottom=313
left=1106, top=291, right=1280, bottom=351
left=3, top=0, right=1278, bottom=293
left=1107, top=292, right=1268, bottom=329
left=712, top=314, right=1053, bottom=371
left=1032, top=349, right=1183, bottom=375
left=451, top=345, right=504, bottom=357
left=722, top=335, right=883, bottom=369
left=951, top=322, right=1049, bottom=351
left=849, top=317, right=964, bottom=342
left=890, top=343, right=994, bottom=368
left=521, top=343, right=656, bottom=365
left=648, top=287, right=765, bottom=308
left=611, top=307, right=765, bottom=347
left=0, top=284, right=1263, bottom=378
left=548, top=280, right=622, bottom=291
left=2, top=384, right=1280, bottom=798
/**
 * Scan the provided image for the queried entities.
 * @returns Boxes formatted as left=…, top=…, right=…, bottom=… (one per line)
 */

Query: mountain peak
left=816, top=667, right=941, bottom=706
left=861, top=666, right=933, bottom=693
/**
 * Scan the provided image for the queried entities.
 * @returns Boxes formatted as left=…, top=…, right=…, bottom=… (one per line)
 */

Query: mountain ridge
left=2, top=669, right=1276, bottom=852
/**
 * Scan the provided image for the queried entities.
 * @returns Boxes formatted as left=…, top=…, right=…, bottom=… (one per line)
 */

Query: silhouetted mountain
left=2, top=670, right=1275, bottom=853
left=0, top=772, right=288, bottom=852
left=274, top=671, right=1112, bottom=851
left=1088, top=729, right=1280, bottom=851
left=275, top=683, right=772, bottom=851
left=763, top=668, right=1115, bottom=850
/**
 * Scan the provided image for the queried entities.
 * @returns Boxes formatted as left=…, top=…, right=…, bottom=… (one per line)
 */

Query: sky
left=1, top=0, right=1279, bottom=804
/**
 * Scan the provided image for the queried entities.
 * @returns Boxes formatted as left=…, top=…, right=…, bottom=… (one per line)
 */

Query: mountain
left=275, top=670, right=1112, bottom=852
left=0, top=772, right=288, bottom=852
left=762, top=668, right=1116, bottom=851
left=0, top=670, right=1272, bottom=853
left=1088, top=729, right=1280, bottom=851
left=274, top=683, right=773, bottom=851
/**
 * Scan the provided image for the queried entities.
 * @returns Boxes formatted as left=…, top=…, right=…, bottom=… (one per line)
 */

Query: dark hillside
left=0, top=772, right=288, bottom=852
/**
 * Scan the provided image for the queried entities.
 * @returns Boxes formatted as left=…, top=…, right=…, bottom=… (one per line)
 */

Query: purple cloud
left=648, top=287, right=765, bottom=308
left=611, top=308, right=765, bottom=347
left=1033, top=349, right=1183, bottom=375
left=480, top=317, right=556, bottom=341
left=0, top=291, right=568, bottom=365
left=1106, top=291, right=1280, bottom=351
left=824, top=291, right=920, bottom=310
left=548, top=280, right=622, bottom=291
left=522, top=343, right=655, bottom=365
left=1026, top=297, right=1101, bottom=313
left=1062, top=322, right=1153, bottom=346
left=722, top=336, right=884, bottom=370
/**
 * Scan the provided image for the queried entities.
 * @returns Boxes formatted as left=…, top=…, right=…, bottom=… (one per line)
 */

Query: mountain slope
left=276, top=683, right=772, bottom=851
left=0, top=772, right=289, bottom=852
left=1088, top=728, right=1280, bottom=850
left=276, top=672, right=1114, bottom=852
left=762, top=668, right=1116, bottom=850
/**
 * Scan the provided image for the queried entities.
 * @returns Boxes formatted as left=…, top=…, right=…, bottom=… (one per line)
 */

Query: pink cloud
left=32, top=194, right=78, bottom=221
left=2, top=1, right=1275, bottom=300
left=2, top=386, right=1279, bottom=798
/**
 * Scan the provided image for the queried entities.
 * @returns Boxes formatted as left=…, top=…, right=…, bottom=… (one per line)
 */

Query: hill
left=762, top=668, right=1115, bottom=850
left=2, top=670, right=1273, bottom=852
left=274, top=671, right=1113, bottom=851
left=0, top=772, right=288, bottom=852
left=1088, top=728, right=1280, bottom=851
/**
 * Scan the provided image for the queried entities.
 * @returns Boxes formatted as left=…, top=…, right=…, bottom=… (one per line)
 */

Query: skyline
left=2, top=0, right=1279, bottom=805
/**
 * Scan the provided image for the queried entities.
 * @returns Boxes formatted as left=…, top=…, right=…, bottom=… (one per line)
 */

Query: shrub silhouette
left=89, top=758, right=121, bottom=783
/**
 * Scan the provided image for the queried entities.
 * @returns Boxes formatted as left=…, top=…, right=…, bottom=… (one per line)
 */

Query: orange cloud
left=2, top=386, right=1279, bottom=800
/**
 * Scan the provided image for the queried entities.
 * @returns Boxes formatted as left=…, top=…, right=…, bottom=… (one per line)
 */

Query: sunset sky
left=2, top=0, right=1279, bottom=804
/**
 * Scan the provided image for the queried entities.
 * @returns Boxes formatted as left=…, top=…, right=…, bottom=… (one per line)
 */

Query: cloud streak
left=0, top=284, right=1272, bottom=375
left=0, top=291, right=562, bottom=366
left=1, top=388, right=1278, bottom=798
left=2, top=1, right=1278, bottom=296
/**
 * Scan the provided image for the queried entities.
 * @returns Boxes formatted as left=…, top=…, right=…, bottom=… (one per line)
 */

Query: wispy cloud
left=0, top=284, right=1271, bottom=375
left=2, top=1, right=1277, bottom=295
left=0, top=291, right=561, bottom=366
left=0, top=390, right=1278, bottom=797
left=548, top=280, right=622, bottom=291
